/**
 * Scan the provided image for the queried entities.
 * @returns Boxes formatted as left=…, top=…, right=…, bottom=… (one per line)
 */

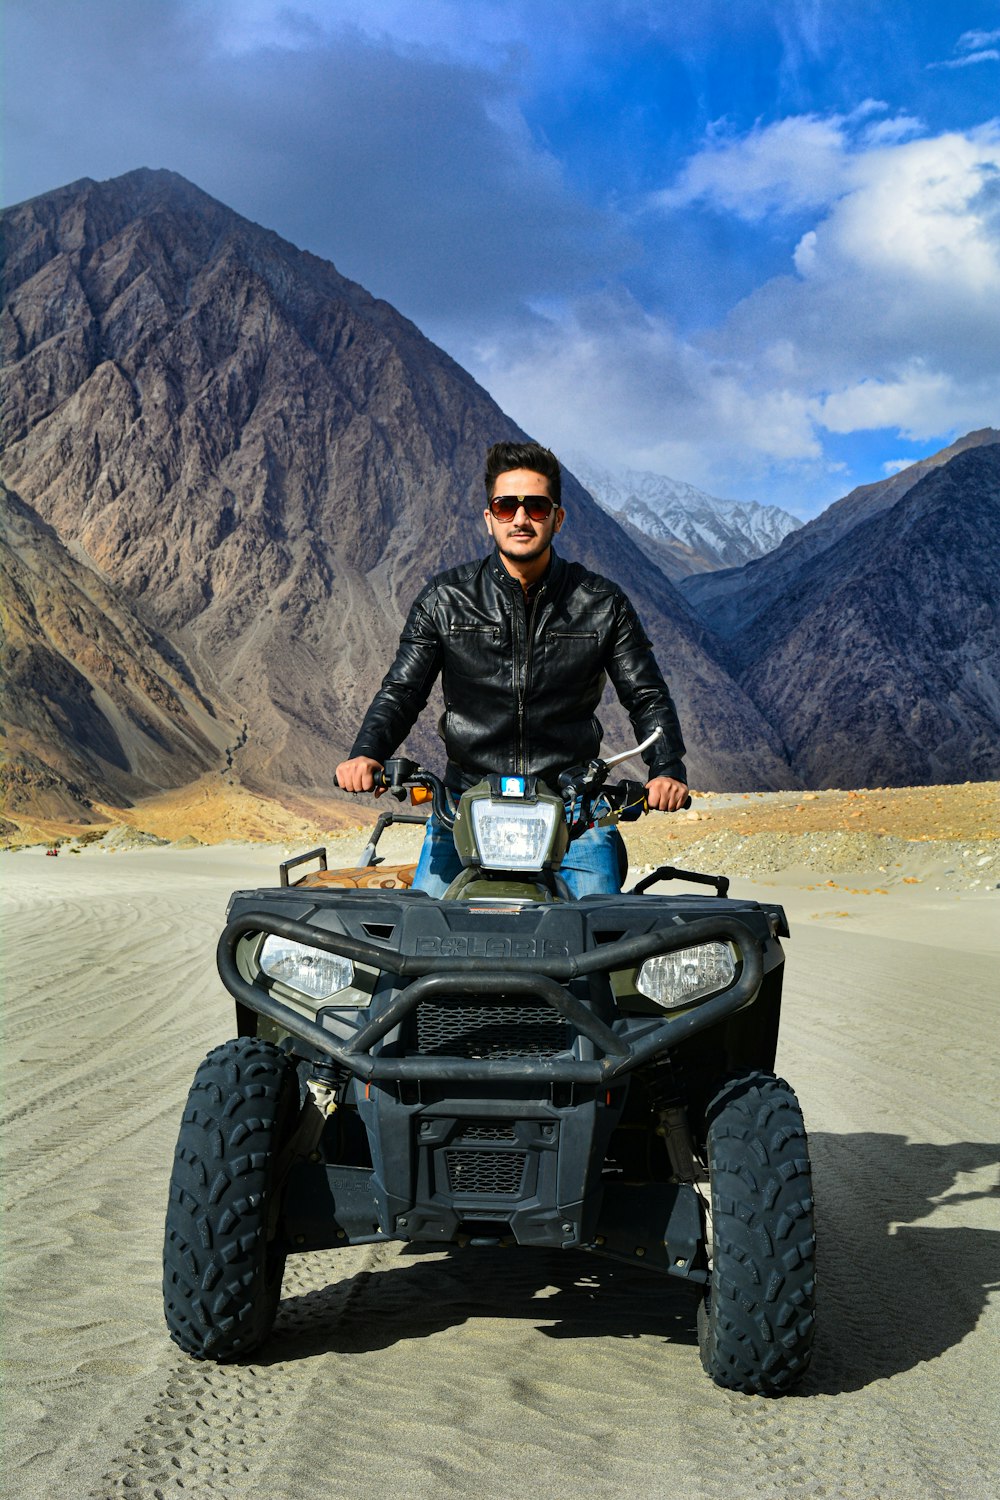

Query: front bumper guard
left=218, top=912, right=764, bottom=1083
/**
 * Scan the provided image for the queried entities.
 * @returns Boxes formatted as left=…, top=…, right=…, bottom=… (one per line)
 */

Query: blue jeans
left=412, top=813, right=625, bottom=898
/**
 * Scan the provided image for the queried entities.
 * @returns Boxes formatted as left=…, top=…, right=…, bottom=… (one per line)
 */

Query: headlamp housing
left=636, top=942, right=737, bottom=1010
left=258, top=935, right=354, bottom=1001
left=470, top=798, right=560, bottom=870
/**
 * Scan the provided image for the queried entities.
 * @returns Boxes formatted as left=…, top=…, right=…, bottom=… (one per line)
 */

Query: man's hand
left=335, top=755, right=384, bottom=793
left=645, top=776, right=689, bottom=812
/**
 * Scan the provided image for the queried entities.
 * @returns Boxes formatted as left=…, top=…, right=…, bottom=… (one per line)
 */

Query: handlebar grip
left=608, top=783, right=690, bottom=817
left=615, top=779, right=649, bottom=822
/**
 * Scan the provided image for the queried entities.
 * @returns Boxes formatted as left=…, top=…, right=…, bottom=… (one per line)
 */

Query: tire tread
left=698, top=1071, right=816, bottom=1395
left=162, top=1037, right=296, bottom=1361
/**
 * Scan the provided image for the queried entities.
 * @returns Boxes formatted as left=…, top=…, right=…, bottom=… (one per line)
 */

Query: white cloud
left=958, top=29, right=1000, bottom=49
left=682, top=119, right=1000, bottom=395
left=928, top=27, right=1000, bottom=69
left=653, top=112, right=853, bottom=220
left=472, top=113, right=1000, bottom=508
left=862, top=112, right=926, bottom=145
left=797, top=128, right=1000, bottom=293
left=468, top=288, right=825, bottom=504
left=931, top=49, right=1000, bottom=70
left=815, top=369, right=1000, bottom=442
left=651, top=104, right=923, bottom=222
left=817, top=368, right=954, bottom=434
left=6, top=2, right=998, bottom=513
left=882, top=458, right=915, bottom=475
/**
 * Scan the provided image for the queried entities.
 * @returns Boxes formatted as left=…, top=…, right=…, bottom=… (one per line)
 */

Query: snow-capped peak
left=566, top=454, right=801, bottom=575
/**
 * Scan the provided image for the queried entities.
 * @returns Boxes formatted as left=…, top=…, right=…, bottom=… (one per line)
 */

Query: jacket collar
left=487, top=545, right=564, bottom=595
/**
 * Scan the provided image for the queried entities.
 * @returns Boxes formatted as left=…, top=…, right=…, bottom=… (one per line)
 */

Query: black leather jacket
left=351, top=548, right=686, bottom=791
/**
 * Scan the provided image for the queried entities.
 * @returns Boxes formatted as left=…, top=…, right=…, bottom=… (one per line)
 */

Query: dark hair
left=484, top=441, right=561, bottom=507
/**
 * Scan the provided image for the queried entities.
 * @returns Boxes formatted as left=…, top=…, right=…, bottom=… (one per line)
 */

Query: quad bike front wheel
left=163, top=1036, right=299, bottom=1361
left=697, top=1071, right=816, bottom=1395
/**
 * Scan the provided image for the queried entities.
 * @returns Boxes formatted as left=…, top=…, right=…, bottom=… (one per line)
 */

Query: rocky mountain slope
left=732, top=444, right=1000, bottom=786
left=0, top=169, right=793, bottom=812
left=679, top=428, right=999, bottom=641
left=0, top=480, right=230, bottom=823
left=568, top=454, right=800, bottom=580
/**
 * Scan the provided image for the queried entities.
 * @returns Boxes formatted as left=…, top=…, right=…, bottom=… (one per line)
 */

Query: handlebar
left=377, top=757, right=455, bottom=825
left=374, top=729, right=688, bottom=838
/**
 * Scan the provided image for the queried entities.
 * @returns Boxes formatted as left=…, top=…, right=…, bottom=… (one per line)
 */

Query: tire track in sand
left=89, top=1246, right=387, bottom=1499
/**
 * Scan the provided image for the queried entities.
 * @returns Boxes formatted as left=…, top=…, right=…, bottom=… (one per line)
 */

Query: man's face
left=484, top=468, right=564, bottom=566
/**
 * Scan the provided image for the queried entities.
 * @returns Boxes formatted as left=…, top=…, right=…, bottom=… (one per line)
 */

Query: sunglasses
left=488, top=494, right=556, bottom=522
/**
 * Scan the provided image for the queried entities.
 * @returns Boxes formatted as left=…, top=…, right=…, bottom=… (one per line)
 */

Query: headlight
left=258, top=935, right=354, bottom=1001
left=470, top=799, right=558, bottom=869
left=636, top=942, right=736, bottom=1009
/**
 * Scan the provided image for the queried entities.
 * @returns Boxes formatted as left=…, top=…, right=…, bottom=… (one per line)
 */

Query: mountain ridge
left=1, top=169, right=793, bottom=820
left=0, top=478, right=231, bottom=820
left=3, top=168, right=996, bottom=815
left=678, top=427, right=1000, bottom=642
left=736, top=443, right=1000, bottom=786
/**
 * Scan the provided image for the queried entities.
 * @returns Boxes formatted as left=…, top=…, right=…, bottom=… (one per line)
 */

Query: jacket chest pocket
left=446, top=623, right=504, bottom=679
left=544, top=629, right=600, bottom=672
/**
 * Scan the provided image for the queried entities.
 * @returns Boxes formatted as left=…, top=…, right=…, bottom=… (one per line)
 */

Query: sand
left=2, top=809, right=999, bottom=1499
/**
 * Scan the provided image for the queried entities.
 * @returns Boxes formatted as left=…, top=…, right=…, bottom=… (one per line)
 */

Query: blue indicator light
left=500, top=776, right=525, bottom=798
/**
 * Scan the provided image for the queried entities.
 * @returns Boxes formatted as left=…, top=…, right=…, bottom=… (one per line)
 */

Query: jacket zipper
left=516, top=584, right=545, bottom=773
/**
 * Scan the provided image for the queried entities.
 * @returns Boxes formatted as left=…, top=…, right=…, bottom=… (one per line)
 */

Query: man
left=336, top=440, right=688, bottom=895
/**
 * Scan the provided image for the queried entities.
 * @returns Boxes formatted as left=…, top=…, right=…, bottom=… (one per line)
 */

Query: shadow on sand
left=262, top=1133, right=999, bottom=1395
left=800, top=1131, right=1000, bottom=1395
left=266, top=1243, right=700, bottom=1365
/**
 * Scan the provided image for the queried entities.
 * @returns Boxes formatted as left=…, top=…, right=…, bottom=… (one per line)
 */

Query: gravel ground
left=626, top=829, right=999, bottom=890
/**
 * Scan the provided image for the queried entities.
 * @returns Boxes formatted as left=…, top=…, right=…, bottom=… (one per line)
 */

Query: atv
left=163, top=732, right=816, bottom=1394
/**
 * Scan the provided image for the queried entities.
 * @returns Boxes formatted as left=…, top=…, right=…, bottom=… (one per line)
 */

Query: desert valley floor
left=2, top=785, right=998, bottom=1499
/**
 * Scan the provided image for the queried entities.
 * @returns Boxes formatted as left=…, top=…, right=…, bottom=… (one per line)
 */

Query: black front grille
left=415, top=999, right=571, bottom=1059
left=458, top=1121, right=517, bottom=1141
left=445, top=1149, right=527, bottom=1195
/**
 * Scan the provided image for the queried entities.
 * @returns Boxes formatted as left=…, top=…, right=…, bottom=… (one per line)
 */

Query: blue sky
left=4, top=0, right=1000, bottom=515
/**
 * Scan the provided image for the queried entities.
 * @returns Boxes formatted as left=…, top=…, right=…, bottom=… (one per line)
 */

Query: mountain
left=678, top=428, right=1000, bottom=643
left=0, top=169, right=793, bottom=812
left=726, top=444, right=1000, bottom=786
left=568, top=455, right=800, bottom=580
left=0, top=480, right=230, bottom=822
